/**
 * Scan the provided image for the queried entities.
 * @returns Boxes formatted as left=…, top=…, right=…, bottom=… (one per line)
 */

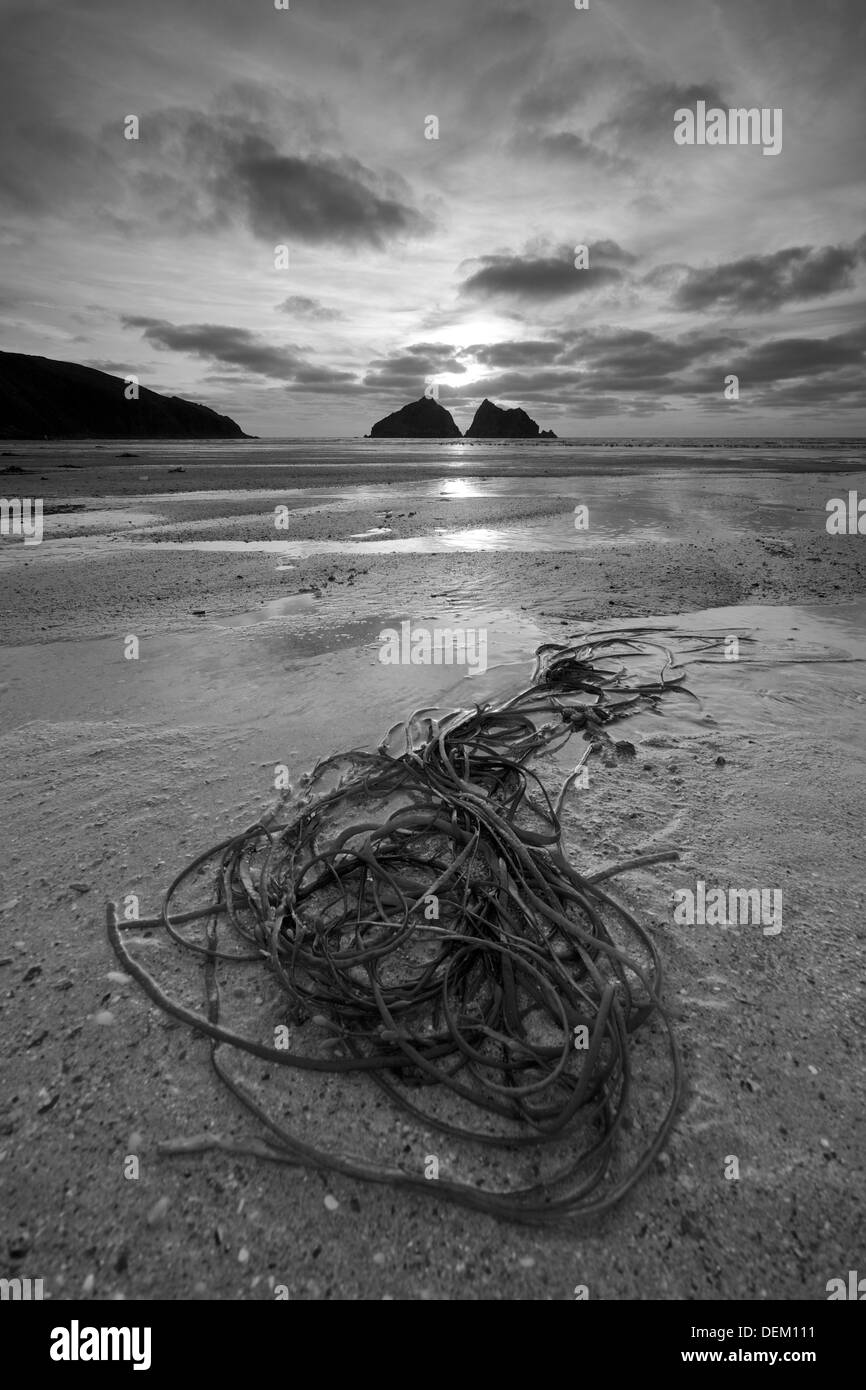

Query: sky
left=0, top=0, right=864, bottom=437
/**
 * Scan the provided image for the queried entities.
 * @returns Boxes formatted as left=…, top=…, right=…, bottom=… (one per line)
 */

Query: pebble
left=106, top=972, right=132, bottom=986
left=372, top=1251, right=386, bottom=1266
left=323, top=1194, right=339, bottom=1212
left=92, top=1011, right=115, bottom=1026
left=82, top=1273, right=95, bottom=1295
left=147, top=1196, right=171, bottom=1226
left=238, top=1247, right=250, bottom=1265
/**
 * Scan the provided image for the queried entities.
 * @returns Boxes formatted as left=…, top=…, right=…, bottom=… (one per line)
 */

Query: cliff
left=0, top=351, right=248, bottom=439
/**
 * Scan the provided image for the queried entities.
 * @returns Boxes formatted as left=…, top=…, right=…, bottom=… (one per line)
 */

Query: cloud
left=671, top=239, right=866, bottom=312
left=466, top=339, right=561, bottom=368
left=557, top=326, right=744, bottom=378
left=109, top=101, right=427, bottom=248
left=459, top=241, right=635, bottom=301
left=277, top=296, right=345, bottom=322
left=591, top=81, right=728, bottom=151
left=122, top=315, right=357, bottom=390
left=732, top=325, right=866, bottom=382
left=362, top=341, right=467, bottom=389
left=123, top=317, right=307, bottom=378
left=509, top=127, right=632, bottom=173
left=229, top=144, right=427, bottom=247
left=509, top=60, right=639, bottom=173
left=439, top=319, right=864, bottom=411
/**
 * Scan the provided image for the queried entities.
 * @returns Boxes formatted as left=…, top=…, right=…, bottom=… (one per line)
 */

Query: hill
left=0, top=351, right=247, bottom=439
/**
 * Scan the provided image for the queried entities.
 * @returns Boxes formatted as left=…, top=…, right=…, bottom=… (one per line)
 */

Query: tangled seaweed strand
left=108, top=627, right=742, bottom=1224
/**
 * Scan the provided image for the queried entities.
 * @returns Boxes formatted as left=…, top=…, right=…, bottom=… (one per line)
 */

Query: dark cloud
left=591, top=81, right=728, bottom=151
left=123, top=317, right=307, bottom=378
left=672, top=239, right=866, bottom=312
left=466, top=340, right=561, bottom=368
left=449, top=326, right=746, bottom=404
left=292, top=365, right=357, bottom=385
left=277, top=296, right=345, bottom=321
left=509, top=128, right=631, bottom=173
left=459, top=368, right=585, bottom=399
left=230, top=145, right=426, bottom=247
left=437, top=320, right=863, bottom=412
left=510, top=59, right=637, bottom=173
left=515, top=57, right=636, bottom=126
left=557, top=326, right=745, bottom=378
left=733, top=326, right=866, bottom=382
left=460, top=241, right=635, bottom=301
left=122, top=315, right=358, bottom=392
left=362, top=341, right=466, bottom=389
left=101, top=103, right=428, bottom=248
left=125, top=311, right=866, bottom=416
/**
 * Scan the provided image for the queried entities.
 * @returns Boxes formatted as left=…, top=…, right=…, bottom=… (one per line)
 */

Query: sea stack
left=465, top=398, right=557, bottom=439
left=369, top=396, right=462, bottom=438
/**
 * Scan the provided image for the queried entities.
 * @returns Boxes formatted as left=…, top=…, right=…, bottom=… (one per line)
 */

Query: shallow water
left=7, top=437, right=866, bottom=468
left=4, top=467, right=863, bottom=566
left=2, top=599, right=863, bottom=773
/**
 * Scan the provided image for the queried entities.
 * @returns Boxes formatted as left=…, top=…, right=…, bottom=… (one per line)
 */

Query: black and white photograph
left=0, top=0, right=864, bottom=1337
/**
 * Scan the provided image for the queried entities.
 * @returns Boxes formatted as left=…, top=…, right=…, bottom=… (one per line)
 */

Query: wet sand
left=1, top=451, right=865, bottom=1301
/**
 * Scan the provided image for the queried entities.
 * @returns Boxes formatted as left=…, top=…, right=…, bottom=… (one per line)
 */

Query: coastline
left=1, top=452, right=864, bottom=1300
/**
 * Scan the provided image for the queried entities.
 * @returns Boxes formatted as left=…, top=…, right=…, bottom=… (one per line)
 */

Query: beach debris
left=108, top=627, right=748, bottom=1225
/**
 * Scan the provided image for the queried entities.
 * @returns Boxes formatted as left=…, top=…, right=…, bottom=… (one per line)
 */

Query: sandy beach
left=1, top=444, right=864, bottom=1301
